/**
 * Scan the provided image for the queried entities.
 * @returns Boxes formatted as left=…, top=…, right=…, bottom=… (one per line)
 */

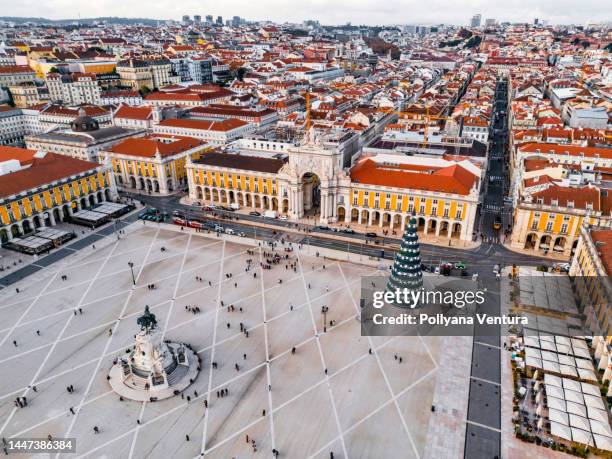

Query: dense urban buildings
left=0, top=10, right=610, bottom=459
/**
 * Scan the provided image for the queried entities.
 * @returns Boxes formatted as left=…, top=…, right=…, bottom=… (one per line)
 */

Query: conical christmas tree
left=386, top=214, right=423, bottom=307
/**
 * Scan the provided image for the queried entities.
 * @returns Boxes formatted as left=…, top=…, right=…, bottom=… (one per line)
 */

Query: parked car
left=365, top=232, right=378, bottom=238
left=454, top=262, right=466, bottom=270
left=214, top=224, right=224, bottom=232
left=263, top=210, right=277, bottom=219
left=225, top=228, right=235, bottom=235
left=249, top=211, right=261, bottom=216
left=279, top=215, right=288, bottom=221
left=316, top=225, right=331, bottom=231
left=342, top=229, right=355, bottom=234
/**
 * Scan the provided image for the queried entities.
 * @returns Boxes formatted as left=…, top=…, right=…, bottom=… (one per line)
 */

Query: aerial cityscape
left=0, top=3, right=610, bottom=458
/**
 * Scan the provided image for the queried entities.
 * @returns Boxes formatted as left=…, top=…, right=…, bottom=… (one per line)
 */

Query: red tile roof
left=590, top=229, right=612, bottom=275
left=158, top=118, right=248, bottom=132
left=531, top=185, right=601, bottom=211
left=518, top=143, right=612, bottom=160
left=0, top=152, right=99, bottom=199
left=107, top=134, right=204, bottom=158
left=0, top=65, right=35, bottom=74
left=0, top=146, right=37, bottom=166
left=114, top=104, right=153, bottom=121
left=350, top=158, right=477, bottom=195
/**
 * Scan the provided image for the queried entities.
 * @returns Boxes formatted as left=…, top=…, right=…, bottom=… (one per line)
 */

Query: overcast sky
left=1, top=0, right=610, bottom=26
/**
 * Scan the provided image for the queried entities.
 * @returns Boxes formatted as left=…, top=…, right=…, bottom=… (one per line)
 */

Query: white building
left=46, top=73, right=101, bottom=105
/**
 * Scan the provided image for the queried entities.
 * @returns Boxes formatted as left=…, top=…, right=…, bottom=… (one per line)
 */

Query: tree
left=236, top=67, right=248, bottom=81
left=465, top=35, right=482, bottom=49
left=386, top=215, right=423, bottom=307
left=49, top=67, right=59, bottom=73
left=458, top=28, right=473, bottom=39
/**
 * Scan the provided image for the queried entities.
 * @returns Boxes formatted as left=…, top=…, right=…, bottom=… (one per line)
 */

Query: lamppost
left=128, top=261, right=135, bottom=285
left=321, top=305, right=329, bottom=332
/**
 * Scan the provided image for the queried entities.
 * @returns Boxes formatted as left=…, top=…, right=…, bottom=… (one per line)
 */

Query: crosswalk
left=484, top=204, right=503, bottom=212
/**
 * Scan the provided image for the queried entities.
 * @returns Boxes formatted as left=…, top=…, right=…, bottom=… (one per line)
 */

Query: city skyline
left=0, top=0, right=610, bottom=26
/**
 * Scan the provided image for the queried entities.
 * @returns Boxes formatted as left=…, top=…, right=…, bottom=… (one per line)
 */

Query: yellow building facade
left=0, top=167, right=115, bottom=243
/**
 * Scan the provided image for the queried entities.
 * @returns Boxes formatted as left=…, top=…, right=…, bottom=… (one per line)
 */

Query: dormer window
left=586, top=203, right=593, bottom=210
left=537, top=198, right=544, bottom=204
left=567, top=200, right=574, bottom=208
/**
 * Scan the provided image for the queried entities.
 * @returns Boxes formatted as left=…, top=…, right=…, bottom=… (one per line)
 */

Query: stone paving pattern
left=0, top=223, right=470, bottom=458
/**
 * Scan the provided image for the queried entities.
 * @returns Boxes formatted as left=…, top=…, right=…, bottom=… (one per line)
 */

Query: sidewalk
left=178, top=196, right=481, bottom=251
left=500, top=240, right=570, bottom=262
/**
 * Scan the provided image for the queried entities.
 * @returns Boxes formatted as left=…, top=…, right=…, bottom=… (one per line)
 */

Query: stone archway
left=539, top=235, right=552, bottom=251
left=439, top=221, right=450, bottom=237
left=417, top=217, right=426, bottom=233
left=212, top=189, right=219, bottom=202
left=196, top=186, right=203, bottom=200
left=451, top=222, right=462, bottom=239
left=360, top=209, right=369, bottom=225
left=130, top=176, right=137, bottom=189
left=525, top=233, right=537, bottom=250
left=371, top=211, right=381, bottom=226
left=301, top=172, right=320, bottom=216
left=337, top=206, right=346, bottom=222
left=392, top=214, right=402, bottom=230
left=22, top=219, right=32, bottom=234
left=204, top=187, right=211, bottom=201
left=553, top=236, right=567, bottom=252
left=282, top=199, right=289, bottom=213
left=89, top=195, right=96, bottom=207
left=10, top=224, right=21, bottom=238
left=428, top=219, right=437, bottom=234
left=351, top=208, right=359, bottom=223
left=33, top=215, right=42, bottom=229
left=0, top=228, right=8, bottom=243
left=272, top=197, right=278, bottom=211
left=571, top=239, right=579, bottom=256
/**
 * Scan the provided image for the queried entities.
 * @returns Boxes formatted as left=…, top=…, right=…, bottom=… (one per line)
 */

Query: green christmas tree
left=386, top=214, right=423, bottom=306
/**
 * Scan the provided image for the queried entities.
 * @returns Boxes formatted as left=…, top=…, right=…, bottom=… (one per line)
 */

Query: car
left=279, top=215, right=288, bottom=221
left=553, top=262, right=571, bottom=273
left=342, top=229, right=355, bottom=234
left=434, top=267, right=441, bottom=275
left=316, top=225, right=331, bottom=231
left=454, top=262, right=466, bottom=270
left=237, top=232, right=246, bottom=237
left=365, top=232, right=378, bottom=238
left=493, top=264, right=500, bottom=275
left=214, top=224, right=224, bottom=232
left=225, top=228, right=235, bottom=235
left=249, top=211, right=261, bottom=216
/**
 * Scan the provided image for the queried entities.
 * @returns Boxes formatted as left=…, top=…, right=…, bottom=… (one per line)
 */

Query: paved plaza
left=0, top=223, right=469, bottom=458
